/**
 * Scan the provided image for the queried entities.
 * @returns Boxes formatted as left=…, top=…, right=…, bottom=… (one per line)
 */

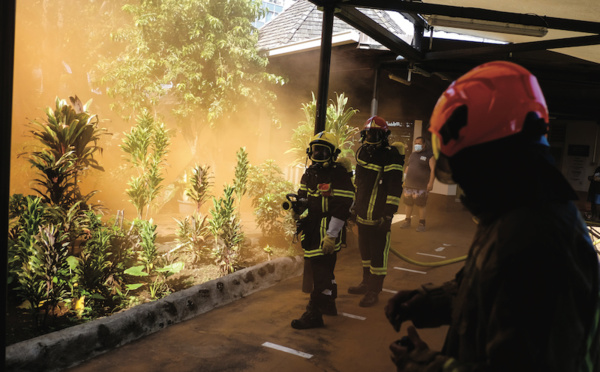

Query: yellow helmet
left=307, top=132, right=340, bottom=164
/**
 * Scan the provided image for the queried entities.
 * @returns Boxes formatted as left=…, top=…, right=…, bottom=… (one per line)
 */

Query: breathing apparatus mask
left=306, top=132, right=340, bottom=168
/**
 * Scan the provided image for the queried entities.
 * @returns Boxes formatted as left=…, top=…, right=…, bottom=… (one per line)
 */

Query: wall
left=558, top=120, right=600, bottom=193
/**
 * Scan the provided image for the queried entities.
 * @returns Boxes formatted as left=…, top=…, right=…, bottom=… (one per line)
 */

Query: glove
left=384, top=289, right=422, bottom=332
left=321, top=235, right=337, bottom=254
left=390, top=326, right=444, bottom=371
left=378, top=215, right=393, bottom=231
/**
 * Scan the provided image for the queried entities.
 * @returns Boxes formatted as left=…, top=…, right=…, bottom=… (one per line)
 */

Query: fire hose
left=390, top=247, right=467, bottom=267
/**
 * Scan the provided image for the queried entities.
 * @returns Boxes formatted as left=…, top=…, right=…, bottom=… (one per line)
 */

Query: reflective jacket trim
left=387, top=195, right=401, bottom=206
left=357, top=216, right=379, bottom=225
left=361, top=260, right=371, bottom=268
left=384, top=163, right=404, bottom=172
left=332, top=189, right=355, bottom=199
left=303, top=217, right=343, bottom=258
left=442, top=358, right=460, bottom=372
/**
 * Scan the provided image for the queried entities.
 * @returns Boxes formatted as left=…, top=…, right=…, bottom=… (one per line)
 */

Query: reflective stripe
left=370, top=231, right=390, bottom=275
left=361, top=260, right=371, bottom=268
left=367, top=172, right=381, bottom=220
left=332, top=189, right=355, bottom=198
left=384, top=163, right=403, bottom=172
left=386, top=195, right=401, bottom=206
left=357, top=216, right=379, bottom=225
left=443, top=358, right=460, bottom=372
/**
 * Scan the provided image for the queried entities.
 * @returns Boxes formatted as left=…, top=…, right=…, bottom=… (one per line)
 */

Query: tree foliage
left=287, top=93, right=360, bottom=165
left=97, top=0, right=285, bottom=123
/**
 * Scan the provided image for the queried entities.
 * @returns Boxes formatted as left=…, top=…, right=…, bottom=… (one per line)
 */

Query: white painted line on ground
left=382, top=288, right=398, bottom=294
left=417, top=252, right=446, bottom=259
left=341, top=312, right=367, bottom=320
left=262, top=342, right=313, bottom=359
left=394, top=267, right=427, bottom=274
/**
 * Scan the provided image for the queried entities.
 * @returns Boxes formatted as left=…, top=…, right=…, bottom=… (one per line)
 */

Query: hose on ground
left=390, top=247, right=467, bottom=267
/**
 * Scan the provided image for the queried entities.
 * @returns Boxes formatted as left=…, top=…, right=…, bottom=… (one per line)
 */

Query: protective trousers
left=357, top=222, right=390, bottom=293
left=308, top=253, right=337, bottom=311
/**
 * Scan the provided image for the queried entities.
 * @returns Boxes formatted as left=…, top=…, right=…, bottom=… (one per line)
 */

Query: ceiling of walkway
left=306, top=0, right=600, bottom=121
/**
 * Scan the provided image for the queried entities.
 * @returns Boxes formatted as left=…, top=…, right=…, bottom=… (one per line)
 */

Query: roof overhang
left=267, top=30, right=361, bottom=57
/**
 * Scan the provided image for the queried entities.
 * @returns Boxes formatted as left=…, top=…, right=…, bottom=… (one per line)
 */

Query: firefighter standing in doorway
left=348, top=116, right=404, bottom=307
left=290, top=132, right=355, bottom=329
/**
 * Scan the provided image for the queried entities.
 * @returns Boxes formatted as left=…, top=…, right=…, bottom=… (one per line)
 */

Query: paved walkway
left=64, top=199, right=477, bottom=372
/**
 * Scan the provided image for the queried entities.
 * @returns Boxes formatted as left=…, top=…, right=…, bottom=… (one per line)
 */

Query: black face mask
left=363, top=129, right=384, bottom=145
left=310, top=144, right=332, bottom=162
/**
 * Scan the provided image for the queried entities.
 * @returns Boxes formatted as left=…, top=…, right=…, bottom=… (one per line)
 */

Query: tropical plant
left=173, top=212, right=211, bottom=264
left=15, top=224, right=73, bottom=329
left=247, top=160, right=294, bottom=238
left=23, top=96, right=108, bottom=208
left=233, top=147, right=249, bottom=205
left=209, top=185, right=244, bottom=274
left=96, top=0, right=285, bottom=124
left=121, top=110, right=172, bottom=219
left=184, top=164, right=213, bottom=211
left=287, top=92, right=359, bottom=165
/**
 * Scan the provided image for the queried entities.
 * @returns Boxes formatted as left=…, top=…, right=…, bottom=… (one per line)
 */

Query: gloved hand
left=321, top=235, right=337, bottom=254
left=384, top=289, right=422, bottom=332
left=390, top=326, right=443, bottom=371
left=377, top=215, right=393, bottom=231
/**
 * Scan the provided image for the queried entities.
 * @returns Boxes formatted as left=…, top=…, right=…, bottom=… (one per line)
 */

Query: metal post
left=314, top=2, right=335, bottom=135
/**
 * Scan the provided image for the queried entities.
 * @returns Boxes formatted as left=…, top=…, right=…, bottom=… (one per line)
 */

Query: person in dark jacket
left=290, top=131, right=355, bottom=329
left=348, top=116, right=404, bottom=307
left=385, top=61, right=600, bottom=371
left=588, top=166, right=600, bottom=221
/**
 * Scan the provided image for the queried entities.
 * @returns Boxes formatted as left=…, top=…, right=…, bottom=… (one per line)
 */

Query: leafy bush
left=247, top=160, right=294, bottom=239
left=209, top=185, right=244, bottom=274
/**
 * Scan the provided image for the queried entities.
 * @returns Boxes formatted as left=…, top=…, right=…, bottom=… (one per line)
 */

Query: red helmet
left=429, top=61, right=549, bottom=159
left=362, top=116, right=390, bottom=145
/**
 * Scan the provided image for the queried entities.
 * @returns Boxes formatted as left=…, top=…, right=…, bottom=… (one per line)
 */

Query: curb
left=6, top=256, right=304, bottom=372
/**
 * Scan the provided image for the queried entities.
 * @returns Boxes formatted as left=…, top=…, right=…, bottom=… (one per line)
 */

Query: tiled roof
left=257, top=0, right=407, bottom=51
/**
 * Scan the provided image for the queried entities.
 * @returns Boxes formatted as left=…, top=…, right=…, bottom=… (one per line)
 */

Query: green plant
left=23, top=96, right=108, bottom=208
left=263, top=245, right=273, bottom=261
left=15, top=224, right=72, bottom=329
left=287, top=92, right=359, bottom=165
left=184, top=164, right=213, bottom=211
left=121, top=110, right=172, bottom=219
left=173, top=212, right=211, bottom=264
left=247, top=160, right=294, bottom=238
left=97, top=0, right=285, bottom=124
left=234, top=147, right=249, bottom=205
left=209, top=185, right=244, bottom=274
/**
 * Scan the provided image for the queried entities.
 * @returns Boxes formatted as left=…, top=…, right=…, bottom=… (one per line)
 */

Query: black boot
left=291, top=308, right=324, bottom=329
left=359, top=291, right=379, bottom=307
left=348, top=267, right=370, bottom=295
left=358, top=274, right=384, bottom=307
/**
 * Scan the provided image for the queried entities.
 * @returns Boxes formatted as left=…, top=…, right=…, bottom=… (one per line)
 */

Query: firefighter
left=385, top=61, right=600, bottom=371
left=348, top=116, right=404, bottom=307
left=291, top=132, right=355, bottom=329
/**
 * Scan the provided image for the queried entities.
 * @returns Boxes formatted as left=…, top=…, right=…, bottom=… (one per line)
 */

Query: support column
left=314, top=3, right=335, bottom=134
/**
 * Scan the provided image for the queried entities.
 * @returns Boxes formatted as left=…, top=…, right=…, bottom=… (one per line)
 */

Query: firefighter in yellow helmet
left=385, top=61, right=599, bottom=371
left=348, top=116, right=405, bottom=307
left=290, top=132, right=355, bottom=329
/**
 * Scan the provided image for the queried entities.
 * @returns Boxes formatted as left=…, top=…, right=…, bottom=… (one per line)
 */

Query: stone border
left=6, top=256, right=304, bottom=372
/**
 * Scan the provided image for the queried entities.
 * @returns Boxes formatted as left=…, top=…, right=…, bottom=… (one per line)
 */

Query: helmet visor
left=311, top=144, right=332, bottom=162
left=364, top=129, right=383, bottom=145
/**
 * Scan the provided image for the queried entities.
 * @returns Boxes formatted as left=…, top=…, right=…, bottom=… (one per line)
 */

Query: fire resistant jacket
left=298, top=162, right=355, bottom=258
left=410, top=201, right=600, bottom=372
left=354, top=144, right=404, bottom=225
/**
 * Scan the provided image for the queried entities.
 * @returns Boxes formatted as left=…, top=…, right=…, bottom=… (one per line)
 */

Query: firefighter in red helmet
left=290, top=132, right=355, bottom=329
left=348, top=115, right=404, bottom=307
left=385, top=61, right=600, bottom=371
